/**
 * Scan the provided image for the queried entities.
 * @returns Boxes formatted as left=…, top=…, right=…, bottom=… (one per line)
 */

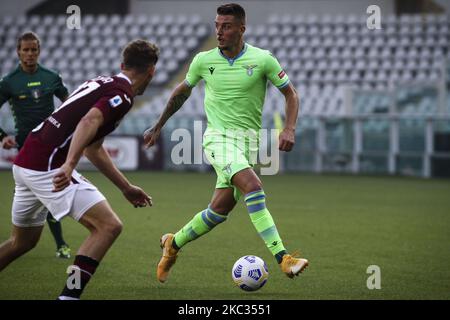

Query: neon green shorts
left=203, top=129, right=258, bottom=201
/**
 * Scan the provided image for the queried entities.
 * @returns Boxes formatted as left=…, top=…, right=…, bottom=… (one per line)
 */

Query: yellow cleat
left=156, top=233, right=179, bottom=283
left=56, top=245, right=71, bottom=259
left=280, top=253, right=309, bottom=278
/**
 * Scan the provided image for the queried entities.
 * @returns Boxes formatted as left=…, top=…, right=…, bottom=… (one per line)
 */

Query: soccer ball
left=231, top=255, right=269, bottom=291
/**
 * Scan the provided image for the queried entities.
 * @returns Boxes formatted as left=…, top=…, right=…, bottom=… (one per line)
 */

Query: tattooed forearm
left=157, top=84, right=192, bottom=126
left=166, top=93, right=189, bottom=118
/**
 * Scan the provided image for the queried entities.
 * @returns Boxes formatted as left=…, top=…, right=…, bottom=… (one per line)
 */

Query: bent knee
left=12, top=238, right=38, bottom=255
left=104, top=219, right=123, bottom=239
left=209, top=204, right=233, bottom=216
left=244, top=182, right=263, bottom=194
left=92, top=216, right=123, bottom=239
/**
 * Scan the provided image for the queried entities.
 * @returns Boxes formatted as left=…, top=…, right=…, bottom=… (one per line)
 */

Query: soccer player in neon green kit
left=144, top=3, right=309, bottom=282
left=0, top=32, right=71, bottom=259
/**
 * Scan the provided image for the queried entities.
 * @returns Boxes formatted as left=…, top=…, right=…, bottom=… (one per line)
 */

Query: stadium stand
left=0, top=14, right=210, bottom=90
left=1, top=11, right=450, bottom=177
left=1, top=13, right=449, bottom=144
left=130, top=13, right=449, bottom=122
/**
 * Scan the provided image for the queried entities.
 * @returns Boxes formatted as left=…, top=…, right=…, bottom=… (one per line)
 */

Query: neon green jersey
left=185, top=43, right=289, bottom=132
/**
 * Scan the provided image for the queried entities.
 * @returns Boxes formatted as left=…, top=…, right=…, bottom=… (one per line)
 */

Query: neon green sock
left=174, top=206, right=227, bottom=248
left=245, top=190, right=286, bottom=260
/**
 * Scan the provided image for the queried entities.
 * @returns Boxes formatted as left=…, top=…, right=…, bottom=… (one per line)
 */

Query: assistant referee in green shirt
left=0, top=32, right=71, bottom=259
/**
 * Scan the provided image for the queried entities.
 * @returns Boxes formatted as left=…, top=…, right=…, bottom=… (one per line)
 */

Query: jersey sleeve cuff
left=184, top=79, right=195, bottom=88
left=277, top=79, right=290, bottom=89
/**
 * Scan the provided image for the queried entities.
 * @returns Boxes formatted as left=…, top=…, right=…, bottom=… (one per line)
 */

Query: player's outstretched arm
left=52, top=108, right=104, bottom=192
left=143, top=81, right=192, bottom=148
left=84, top=139, right=152, bottom=208
left=278, top=83, right=299, bottom=152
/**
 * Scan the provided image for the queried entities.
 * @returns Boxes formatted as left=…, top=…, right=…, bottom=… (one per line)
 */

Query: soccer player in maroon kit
left=0, top=40, right=159, bottom=300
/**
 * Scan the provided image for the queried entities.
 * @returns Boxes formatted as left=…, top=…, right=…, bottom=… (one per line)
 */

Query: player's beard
left=137, top=79, right=150, bottom=95
left=136, top=85, right=145, bottom=95
left=218, top=43, right=229, bottom=51
left=20, top=57, right=38, bottom=71
left=217, top=36, right=227, bottom=50
left=218, top=34, right=242, bottom=53
left=25, top=61, right=37, bottom=68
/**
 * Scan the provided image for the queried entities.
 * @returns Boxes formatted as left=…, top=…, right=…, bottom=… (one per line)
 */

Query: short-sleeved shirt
left=14, top=74, right=134, bottom=171
left=185, top=43, right=289, bottom=133
left=0, top=64, right=69, bottom=147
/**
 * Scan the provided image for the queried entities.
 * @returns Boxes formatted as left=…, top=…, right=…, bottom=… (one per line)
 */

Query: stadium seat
left=1, top=12, right=448, bottom=122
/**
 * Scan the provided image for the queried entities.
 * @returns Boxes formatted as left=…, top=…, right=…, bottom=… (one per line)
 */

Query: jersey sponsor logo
left=278, top=70, right=286, bottom=79
left=27, top=81, right=41, bottom=87
left=208, top=67, right=215, bottom=75
left=242, top=64, right=258, bottom=76
left=109, top=95, right=123, bottom=108
left=18, top=95, right=27, bottom=99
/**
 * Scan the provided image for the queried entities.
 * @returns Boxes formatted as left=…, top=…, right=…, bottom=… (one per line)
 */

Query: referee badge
left=30, top=89, right=41, bottom=99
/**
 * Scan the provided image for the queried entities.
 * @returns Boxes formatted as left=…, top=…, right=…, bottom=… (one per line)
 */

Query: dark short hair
left=122, top=39, right=159, bottom=73
left=217, top=3, right=246, bottom=24
left=17, top=31, right=40, bottom=50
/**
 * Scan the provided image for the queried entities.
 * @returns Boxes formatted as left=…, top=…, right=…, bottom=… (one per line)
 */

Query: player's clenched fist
left=278, top=128, right=295, bottom=152
left=52, top=163, right=73, bottom=192
left=143, top=124, right=162, bottom=148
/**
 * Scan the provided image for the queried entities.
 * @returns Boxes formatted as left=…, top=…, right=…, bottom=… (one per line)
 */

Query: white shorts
left=12, top=165, right=106, bottom=227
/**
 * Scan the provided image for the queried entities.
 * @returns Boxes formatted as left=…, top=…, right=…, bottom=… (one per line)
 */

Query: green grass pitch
left=0, top=170, right=449, bottom=300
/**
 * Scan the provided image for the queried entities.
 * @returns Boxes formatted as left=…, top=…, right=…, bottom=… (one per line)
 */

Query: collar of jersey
left=18, top=63, right=41, bottom=74
left=218, top=43, right=247, bottom=66
left=116, top=72, right=132, bottom=84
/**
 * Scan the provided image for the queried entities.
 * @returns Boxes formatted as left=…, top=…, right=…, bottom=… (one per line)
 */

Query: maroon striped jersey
left=14, top=74, right=134, bottom=171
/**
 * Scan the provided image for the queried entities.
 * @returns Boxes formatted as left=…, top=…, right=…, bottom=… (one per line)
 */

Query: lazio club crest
left=242, top=64, right=258, bottom=76
left=222, top=163, right=232, bottom=175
